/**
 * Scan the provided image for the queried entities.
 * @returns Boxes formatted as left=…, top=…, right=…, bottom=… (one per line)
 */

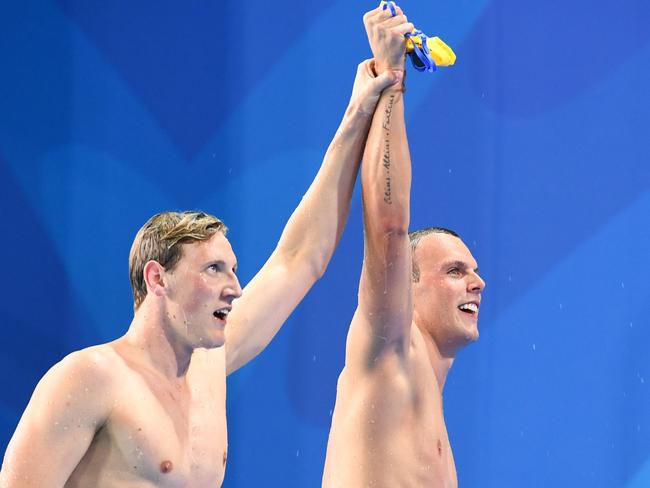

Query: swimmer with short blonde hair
left=0, top=58, right=401, bottom=486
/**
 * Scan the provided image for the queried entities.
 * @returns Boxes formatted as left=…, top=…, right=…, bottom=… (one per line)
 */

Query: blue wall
left=1, top=1, right=649, bottom=486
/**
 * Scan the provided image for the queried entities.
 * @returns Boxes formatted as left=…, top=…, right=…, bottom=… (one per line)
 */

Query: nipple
left=160, top=460, right=173, bottom=473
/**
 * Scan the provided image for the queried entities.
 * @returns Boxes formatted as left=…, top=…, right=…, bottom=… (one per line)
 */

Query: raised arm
left=224, top=58, right=401, bottom=374
left=347, top=6, right=415, bottom=368
left=0, top=350, right=113, bottom=487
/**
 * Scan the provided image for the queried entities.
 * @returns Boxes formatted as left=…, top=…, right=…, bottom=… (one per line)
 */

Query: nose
left=224, top=273, right=243, bottom=300
left=468, top=271, right=485, bottom=293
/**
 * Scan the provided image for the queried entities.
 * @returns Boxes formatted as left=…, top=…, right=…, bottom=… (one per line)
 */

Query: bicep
left=225, top=251, right=315, bottom=374
left=1, top=354, right=111, bottom=486
left=356, top=227, right=412, bottom=356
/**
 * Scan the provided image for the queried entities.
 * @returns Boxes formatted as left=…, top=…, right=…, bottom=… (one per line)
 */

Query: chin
left=196, top=332, right=226, bottom=349
left=454, top=324, right=478, bottom=347
left=463, top=322, right=479, bottom=341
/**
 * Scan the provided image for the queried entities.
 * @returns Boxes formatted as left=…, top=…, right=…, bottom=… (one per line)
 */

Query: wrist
left=374, top=56, right=406, bottom=76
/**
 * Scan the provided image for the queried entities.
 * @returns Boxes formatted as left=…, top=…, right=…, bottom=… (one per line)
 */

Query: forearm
left=273, top=101, right=374, bottom=278
left=362, top=85, right=410, bottom=235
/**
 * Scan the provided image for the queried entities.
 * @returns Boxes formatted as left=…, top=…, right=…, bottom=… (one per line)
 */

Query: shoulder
left=53, top=344, right=119, bottom=380
left=34, top=344, right=121, bottom=407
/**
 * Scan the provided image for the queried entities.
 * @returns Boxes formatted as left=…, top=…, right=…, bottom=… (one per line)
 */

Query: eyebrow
left=442, top=260, right=479, bottom=273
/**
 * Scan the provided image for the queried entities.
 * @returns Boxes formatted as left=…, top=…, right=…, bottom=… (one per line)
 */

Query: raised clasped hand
left=363, top=4, right=414, bottom=75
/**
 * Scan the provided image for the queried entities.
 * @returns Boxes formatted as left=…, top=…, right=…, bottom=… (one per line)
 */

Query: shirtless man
left=0, top=60, right=401, bottom=486
left=323, top=7, right=486, bottom=487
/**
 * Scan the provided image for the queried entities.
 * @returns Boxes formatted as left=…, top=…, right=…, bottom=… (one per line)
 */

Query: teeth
left=459, top=303, right=478, bottom=313
left=214, top=308, right=230, bottom=317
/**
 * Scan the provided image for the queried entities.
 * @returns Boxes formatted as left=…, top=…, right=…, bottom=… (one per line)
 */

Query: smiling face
left=162, top=232, right=242, bottom=350
left=412, top=233, right=485, bottom=356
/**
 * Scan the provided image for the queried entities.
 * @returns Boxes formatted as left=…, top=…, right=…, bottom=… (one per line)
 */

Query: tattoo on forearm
left=382, top=94, right=395, bottom=204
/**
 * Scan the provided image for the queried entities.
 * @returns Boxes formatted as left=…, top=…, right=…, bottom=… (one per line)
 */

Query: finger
left=392, top=22, right=415, bottom=37
left=373, top=70, right=403, bottom=91
left=365, top=5, right=389, bottom=22
left=381, top=3, right=404, bottom=18
left=380, top=13, right=409, bottom=28
left=356, top=59, right=374, bottom=78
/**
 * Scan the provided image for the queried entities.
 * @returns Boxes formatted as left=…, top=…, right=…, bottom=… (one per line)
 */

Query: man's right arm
left=347, top=6, right=414, bottom=369
left=0, top=349, right=113, bottom=487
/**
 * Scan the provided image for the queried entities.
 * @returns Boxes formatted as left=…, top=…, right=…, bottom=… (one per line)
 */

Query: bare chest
left=326, top=366, right=457, bottom=488
left=71, top=357, right=228, bottom=487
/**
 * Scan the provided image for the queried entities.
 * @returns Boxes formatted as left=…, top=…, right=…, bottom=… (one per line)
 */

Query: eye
left=447, top=267, right=461, bottom=276
left=208, top=263, right=222, bottom=273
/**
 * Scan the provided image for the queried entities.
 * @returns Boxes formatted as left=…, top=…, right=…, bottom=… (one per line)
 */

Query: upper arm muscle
left=225, top=250, right=315, bottom=374
left=1, top=350, right=113, bottom=487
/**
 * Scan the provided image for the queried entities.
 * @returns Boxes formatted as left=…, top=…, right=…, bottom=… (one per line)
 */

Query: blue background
left=1, top=1, right=650, bottom=486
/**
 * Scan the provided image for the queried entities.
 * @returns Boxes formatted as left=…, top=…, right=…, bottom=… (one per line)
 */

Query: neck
left=417, top=323, right=456, bottom=392
left=124, top=300, right=194, bottom=379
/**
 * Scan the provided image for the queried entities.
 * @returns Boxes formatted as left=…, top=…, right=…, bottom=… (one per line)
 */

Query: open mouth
left=213, top=308, right=231, bottom=322
left=458, top=302, right=479, bottom=315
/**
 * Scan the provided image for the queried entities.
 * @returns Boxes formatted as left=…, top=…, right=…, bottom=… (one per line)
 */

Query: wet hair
left=409, top=227, right=460, bottom=282
left=129, top=211, right=227, bottom=309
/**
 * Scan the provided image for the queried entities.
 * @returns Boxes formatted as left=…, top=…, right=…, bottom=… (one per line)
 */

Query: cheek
left=431, top=281, right=457, bottom=314
left=180, top=277, right=214, bottom=312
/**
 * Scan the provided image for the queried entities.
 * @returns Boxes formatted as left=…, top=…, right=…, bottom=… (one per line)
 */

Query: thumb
left=373, top=69, right=403, bottom=92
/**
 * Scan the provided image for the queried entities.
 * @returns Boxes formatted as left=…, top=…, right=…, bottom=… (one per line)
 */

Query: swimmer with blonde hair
left=0, top=58, right=402, bottom=486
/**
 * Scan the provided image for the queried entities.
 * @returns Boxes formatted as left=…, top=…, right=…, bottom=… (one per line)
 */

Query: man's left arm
left=225, top=61, right=400, bottom=374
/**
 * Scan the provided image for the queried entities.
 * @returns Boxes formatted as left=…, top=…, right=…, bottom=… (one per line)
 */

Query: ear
left=143, top=260, right=167, bottom=298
